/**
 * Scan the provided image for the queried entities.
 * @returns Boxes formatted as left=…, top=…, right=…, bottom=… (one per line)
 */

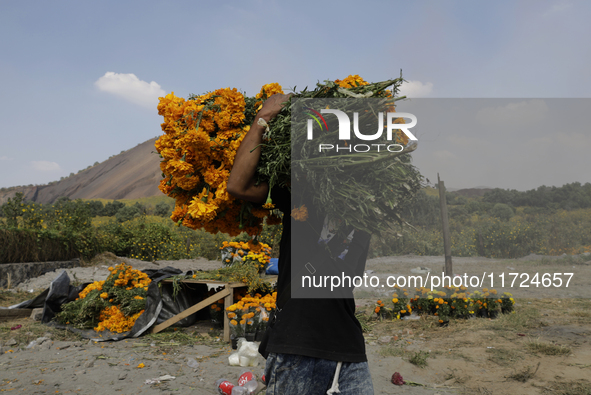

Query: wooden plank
left=151, top=288, right=231, bottom=334
left=0, top=309, right=31, bottom=322
left=223, top=285, right=235, bottom=342
left=160, top=278, right=276, bottom=287
left=160, top=279, right=243, bottom=286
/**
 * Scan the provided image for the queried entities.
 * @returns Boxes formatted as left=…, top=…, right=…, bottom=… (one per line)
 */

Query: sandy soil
left=1, top=254, right=590, bottom=394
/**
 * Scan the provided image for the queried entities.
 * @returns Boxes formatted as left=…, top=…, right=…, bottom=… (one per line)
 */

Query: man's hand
left=257, top=93, right=293, bottom=122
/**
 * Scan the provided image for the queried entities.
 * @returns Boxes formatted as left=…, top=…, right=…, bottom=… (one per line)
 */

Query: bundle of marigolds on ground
left=156, top=74, right=423, bottom=237
left=55, top=263, right=151, bottom=333
left=374, top=286, right=515, bottom=324
left=225, top=292, right=277, bottom=337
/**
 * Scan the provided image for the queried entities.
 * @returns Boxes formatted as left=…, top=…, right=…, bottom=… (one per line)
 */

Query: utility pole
left=438, top=173, right=453, bottom=277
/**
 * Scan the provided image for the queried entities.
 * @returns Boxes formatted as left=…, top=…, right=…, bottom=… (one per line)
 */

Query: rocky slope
left=0, top=138, right=163, bottom=205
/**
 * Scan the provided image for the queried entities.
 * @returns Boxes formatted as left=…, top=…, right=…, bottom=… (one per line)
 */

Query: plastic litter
left=238, top=370, right=256, bottom=386
left=145, top=375, right=176, bottom=385
left=410, top=267, right=431, bottom=274
left=242, top=380, right=258, bottom=393
left=216, top=379, right=235, bottom=395
left=26, top=340, right=38, bottom=349
left=231, top=387, right=247, bottom=395
left=187, top=357, right=200, bottom=369
left=229, top=339, right=260, bottom=367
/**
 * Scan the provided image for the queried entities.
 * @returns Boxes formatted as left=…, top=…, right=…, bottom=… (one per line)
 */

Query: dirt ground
left=1, top=253, right=590, bottom=395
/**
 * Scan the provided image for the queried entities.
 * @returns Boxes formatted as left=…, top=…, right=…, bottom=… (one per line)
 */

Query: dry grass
left=408, top=350, right=429, bottom=368
left=506, top=362, right=540, bottom=382
left=0, top=318, right=83, bottom=345
left=444, top=369, right=470, bottom=385
left=525, top=338, right=571, bottom=356
left=486, top=347, right=523, bottom=365
left=378, top=345, right=405, bottom=357
left=0, top=289, right=45, bottom=307
left=544, top=380, right=591, bottom=395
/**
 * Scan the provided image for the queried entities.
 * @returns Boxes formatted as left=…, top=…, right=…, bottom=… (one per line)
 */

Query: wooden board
left=151, top=288, right=231, bottom=334
left=0, top=308, right=31, bottom=322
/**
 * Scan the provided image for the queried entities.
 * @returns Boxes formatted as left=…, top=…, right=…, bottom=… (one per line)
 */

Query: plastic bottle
left=238, top=370, right=256, bottom=386
left=231, top=387, right=247, bottom=395
left=242, top=380, right=258, bottom=394
left=215, top=379, right=235, bottom=395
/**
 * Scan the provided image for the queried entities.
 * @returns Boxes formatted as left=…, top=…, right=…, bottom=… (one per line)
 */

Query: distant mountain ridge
left=0, top=138, right=496, bottom=206
left=0, top=138, right=163, bottom=205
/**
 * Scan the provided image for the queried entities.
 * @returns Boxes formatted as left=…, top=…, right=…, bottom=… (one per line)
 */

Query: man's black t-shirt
left=263, top=186, right=370, bottom=362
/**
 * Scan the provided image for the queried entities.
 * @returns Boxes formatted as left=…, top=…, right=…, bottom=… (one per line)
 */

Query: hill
left=0, top=138, right=163, bottom=205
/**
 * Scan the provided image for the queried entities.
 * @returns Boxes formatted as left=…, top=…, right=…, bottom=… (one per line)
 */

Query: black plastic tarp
left=10, top=267, right=212, bottom=341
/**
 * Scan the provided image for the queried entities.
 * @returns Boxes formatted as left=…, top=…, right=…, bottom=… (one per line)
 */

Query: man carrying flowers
left=228, top=94, right=374, bottom=395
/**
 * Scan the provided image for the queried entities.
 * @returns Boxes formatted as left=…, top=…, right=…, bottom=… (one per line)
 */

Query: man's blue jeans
left=264, top=353, right=374, bottom=395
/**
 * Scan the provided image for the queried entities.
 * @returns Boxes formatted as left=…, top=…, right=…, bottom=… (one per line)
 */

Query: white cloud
left=475, top=100, right=548, bottom=128
left=398, top=80, right=433, bottom=98
left=94, top=72, right=166, bottom=108
left=542, top=1, right=572, bottom=17
left=31, top=161, right=61, bottom=172
left=433, top=150, right=457, bottom=161
left=0, top=156, right=12, bottom=161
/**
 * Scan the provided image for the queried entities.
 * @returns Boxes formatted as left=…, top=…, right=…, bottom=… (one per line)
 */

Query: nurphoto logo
left=306, top=107, right=418, bottom=153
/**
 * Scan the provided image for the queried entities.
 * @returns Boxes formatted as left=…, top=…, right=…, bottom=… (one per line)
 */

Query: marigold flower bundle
left=156, top=85, right=283, bottom=237
left=220, top=240, right=272, bottom=273
left=375, top=286, right=516, bottom=323
left=374, top=286, right=412, bottom=319
left=56, top=263, right=151, bottom=333
left=225, top=292, right=276, bottom=337
left=259, top=75, right=423, bottom=235
left=156, top=75, right=423, bottom=237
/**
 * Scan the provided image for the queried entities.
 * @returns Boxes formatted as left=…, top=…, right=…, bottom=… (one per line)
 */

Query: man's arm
left=227, top=93, right=292, bottom=203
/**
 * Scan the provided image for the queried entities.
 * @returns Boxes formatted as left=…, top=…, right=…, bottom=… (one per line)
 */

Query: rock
left=41, top=342, right=52, bottom=350
left=0, top=259, right=82, bottom=289
left=72, top=341, right=83, bottom=347
left=6, top=338, right=17, bottom=347
left=36, top=336, right=50, bottom=344
left=378, top=336, right=392, bottom=344
left=30, top=308, right=43, bottom=321
left=84, top=360, right=94, bottom=368
left=118, top=373, right=127, bottom=380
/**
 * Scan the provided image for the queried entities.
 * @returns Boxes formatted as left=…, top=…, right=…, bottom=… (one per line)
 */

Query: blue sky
left=1, top=0, right=589, bottom=190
